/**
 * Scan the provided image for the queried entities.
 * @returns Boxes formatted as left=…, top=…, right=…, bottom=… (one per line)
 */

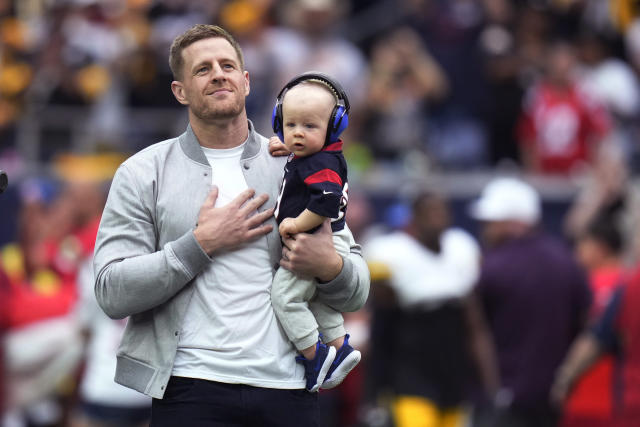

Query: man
left=469, top=177, right=591, bottom=427
left=364, top=192, right=498, bottom=427
left=553, top=218, right=625, bottom=427
left=93, top=24, right=369, bottom=426
left=551, top=264, right=640, bottom=427
left=516, top=41, right=610, bottom=175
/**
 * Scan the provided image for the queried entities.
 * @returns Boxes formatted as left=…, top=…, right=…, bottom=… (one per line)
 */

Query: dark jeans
left=150, top=376, right=318, bottom=427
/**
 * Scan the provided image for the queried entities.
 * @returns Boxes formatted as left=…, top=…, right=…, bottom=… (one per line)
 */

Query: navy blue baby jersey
left=275, top=141, right=348, bottom=233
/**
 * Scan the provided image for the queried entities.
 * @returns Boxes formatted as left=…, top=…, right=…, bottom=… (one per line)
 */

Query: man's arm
left=280, top=220, right=370, bottom=313
left=464, top=292, right=500, bottom=401
left=550, top=332, right=603, bottom=407
left=94, top=164, right=208, bottom=319
left=550, top=285, right=624, bottom=406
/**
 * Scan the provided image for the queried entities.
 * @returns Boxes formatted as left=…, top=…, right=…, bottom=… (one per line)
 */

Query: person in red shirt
left=517, top=41, right=610, bottom=175
left=561, top=218, right=625, bottom=427
left=552, top=261, right=640, bottom=427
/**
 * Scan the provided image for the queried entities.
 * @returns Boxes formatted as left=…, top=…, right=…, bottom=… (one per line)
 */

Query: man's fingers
left=247, top=208, right=274, bottom=228
left=319, top=218, right=332, bottom=233
left=279, top=258, right=291, bottom=271
left=281, top=234, right=295, bottom=251
left=240, top=193, right=269, bottom=215
left=230, top=188, right=256, bottom=208
left=245, top=224, right=273, bottom=240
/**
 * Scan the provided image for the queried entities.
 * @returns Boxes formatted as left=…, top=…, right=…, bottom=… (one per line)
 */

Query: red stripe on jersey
left=304, top=169, right=343, bottom=186
left=323, top=141, right=343, bottom=152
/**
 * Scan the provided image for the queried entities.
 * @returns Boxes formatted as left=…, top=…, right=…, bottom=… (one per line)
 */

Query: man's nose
left=211, top=64, right=226, bottom=82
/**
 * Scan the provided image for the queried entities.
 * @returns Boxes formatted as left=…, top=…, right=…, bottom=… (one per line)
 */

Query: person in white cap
left=469, top=177, right=542, bottom=249
left=469, top=177, right=592, bottom=427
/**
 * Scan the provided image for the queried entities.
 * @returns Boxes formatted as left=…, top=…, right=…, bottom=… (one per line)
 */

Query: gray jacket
left=93, top=123, right=370, bottom=398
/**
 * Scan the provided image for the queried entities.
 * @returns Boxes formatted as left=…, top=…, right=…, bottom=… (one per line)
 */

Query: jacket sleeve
left=93, top=163, right=211, bottom=319
left=314, top=225, right=370, bottom=313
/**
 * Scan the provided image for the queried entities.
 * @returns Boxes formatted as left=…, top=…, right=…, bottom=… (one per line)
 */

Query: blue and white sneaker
left=296, top=340, right=336, bottom=392
left=321, top=334, right=361, bottom=390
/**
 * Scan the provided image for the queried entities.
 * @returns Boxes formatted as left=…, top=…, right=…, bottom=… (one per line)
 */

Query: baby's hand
left=279, top=218, right=298, bottom=237
left=269, top=136, right=290, bottom=157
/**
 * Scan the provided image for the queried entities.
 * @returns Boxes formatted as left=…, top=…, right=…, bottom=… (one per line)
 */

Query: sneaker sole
left=309, top=345, right=336, bottom=393
left=321, top=349, right=361, bottom=390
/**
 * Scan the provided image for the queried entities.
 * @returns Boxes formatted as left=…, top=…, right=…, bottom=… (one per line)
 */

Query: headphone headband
left=272, top=72, right=350, bottom=146
left=275, top=71, right=351, bottom=113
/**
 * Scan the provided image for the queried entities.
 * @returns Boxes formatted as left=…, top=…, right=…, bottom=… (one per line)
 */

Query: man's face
left=172, top=37, right=250, bottom=122
left=481, top=220, right=520, bottom=249
left=414, top=197, right=449, bottom=238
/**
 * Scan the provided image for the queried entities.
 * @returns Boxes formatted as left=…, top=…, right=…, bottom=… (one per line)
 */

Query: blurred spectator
left=45, top=153, right=150, bottom=427
left=577, top=32, right=639, bottom=124
left=0, top=0, right=35, bottom=150
left=516, top=40, right=611, bottom=175
left=218, top=0, right=286, bottom=134
left=360, top=27, right=448, bottom=164
left=363, top=191, right=497, bottom=427
left=71, top=249, right=151, bottom=427
left=559, top=218, right=625, bottom=427
left=576, top=31, right=640, bottom=171
left=625, top=17, right=640, bottom=74
left=1, top=176, right=84, bottom=427
left=1, top=153, right=125, bottom=427
left=563, top=137, right=627, bottom=242
left=213, top=0, right=369, bottom=138
left=469, top=177, right=592, bottom=427
left=404, top=0, right=490, bottom=169
left=478, top=0, right=524, bottom=166
left=270, top=0, right=369, bottom=114
left=551, top=263, right=640, bottom=427
left=561, top=132, right=640, bottom=267
left=0, top=268, right=9, bottom=418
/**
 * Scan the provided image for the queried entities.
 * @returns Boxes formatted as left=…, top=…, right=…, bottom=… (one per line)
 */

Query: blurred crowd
left=1, top=0, right=640, bottom=426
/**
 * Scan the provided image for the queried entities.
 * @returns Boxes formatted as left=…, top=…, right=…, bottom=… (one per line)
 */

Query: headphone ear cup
left=328, top=105, right=348, bottom=142
left=271, top=102, right=284, bottom=142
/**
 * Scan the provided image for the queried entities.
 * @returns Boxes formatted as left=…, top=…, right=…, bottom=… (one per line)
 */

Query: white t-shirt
left=172, top=143, right=305, bottom=388
left=364, top=229, right=480, bottom=309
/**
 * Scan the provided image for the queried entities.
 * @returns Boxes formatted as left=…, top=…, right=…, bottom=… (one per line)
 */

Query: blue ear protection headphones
left=271, top=71, right=350, bottom=146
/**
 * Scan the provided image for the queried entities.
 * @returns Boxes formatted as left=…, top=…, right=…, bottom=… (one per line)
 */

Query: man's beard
left=193, top=97, right=244, bottom=122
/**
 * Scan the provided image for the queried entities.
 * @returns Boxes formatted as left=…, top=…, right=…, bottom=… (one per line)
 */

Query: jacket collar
left=178, top=120, right=261, bottom=166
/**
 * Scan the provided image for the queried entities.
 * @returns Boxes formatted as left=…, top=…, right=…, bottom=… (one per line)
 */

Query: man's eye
left=197, top=67, right=208, bottom=74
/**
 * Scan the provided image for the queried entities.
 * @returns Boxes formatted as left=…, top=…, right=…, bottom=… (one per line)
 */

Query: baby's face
left=281, top=84, right=335, bottom=157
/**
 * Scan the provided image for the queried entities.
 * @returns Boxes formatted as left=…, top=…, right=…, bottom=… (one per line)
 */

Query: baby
left=270, top=72, right=361, bottom=392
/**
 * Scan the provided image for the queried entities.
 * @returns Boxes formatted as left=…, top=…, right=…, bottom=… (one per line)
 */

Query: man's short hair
left=169, top=24, right=244, bottom=81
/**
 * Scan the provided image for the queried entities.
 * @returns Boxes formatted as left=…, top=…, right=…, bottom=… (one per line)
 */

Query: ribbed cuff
left=169, top=230, right=212, bottom=278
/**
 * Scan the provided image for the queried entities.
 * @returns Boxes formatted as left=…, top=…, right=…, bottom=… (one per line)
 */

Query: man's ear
left=171, top=81, right=189, bottom=105
left=243, top=70, right=250, bottom=97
